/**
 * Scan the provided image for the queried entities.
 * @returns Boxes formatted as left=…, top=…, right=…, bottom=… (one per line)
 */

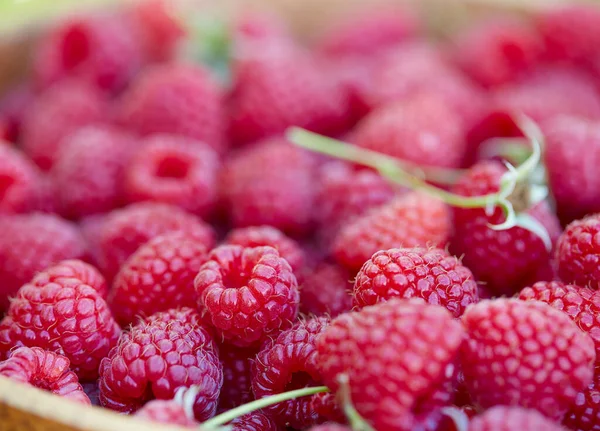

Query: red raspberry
left=333, top=192, right=451, bottom=273
left=252, top=317, right=330, bottom=428
left=218, top=345, right=256, bottom=409
left=300, top=263, right=352, bottom=317
left=50, top=125, right=137, bottom=219
left=97, top=202, right=215, bottom=280
left=0, top=144, right=46, bottom=213
left=135, top=399, right=196, bottom=427
left=195, top=245, right=299, bottom=347
left=354, top=248, right=478, bottom=317
left=450, top=161, right=561, bottom=296
left=452, top=17, right=542, bottom=88
left=21, top=80, right=108, bottom=170
left=99, top=308, right=221, bottom=420
left=0, top=277, right=120, bottom=380
left=220, top=139, right=317, bottom=235
left=228, top=47, right=349, bottom=145
left=0, top=346, right=90, bottom=404
left=0, top=213, right=88, bottom=311
left=564, top=380, right=600, bottom=431
left=124, top=135, right=220, bottom=218
left=31, top=259, right=108, bottom=299
left=317, top=299, right=464, bottom=431
left=229, top=411, right=279, bottom=431
left=109, top=232, right=210, bottom=326
left=116, top=63, right=226, bottom=154
left=225, top=226, right=305, bottom=274
left=352, top=93, right=466, bottom=169
left=469, top=406, right=564, bottom=431
left=461, top=298, right=595, bottom=420
left=556, top=214, right=600, bottom=290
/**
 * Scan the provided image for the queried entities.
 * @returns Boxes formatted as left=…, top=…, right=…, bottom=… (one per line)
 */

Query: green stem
left=337, top=374, right=375, bottom=431
left=200, top=386, right=329, bottom=429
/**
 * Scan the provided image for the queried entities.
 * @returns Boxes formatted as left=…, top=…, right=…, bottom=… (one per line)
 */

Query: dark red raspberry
left=353, top=248, right=478, bottom=317
left=461, top=298, right=595, bottom=420
left=195, top=245, right=299, bottom=347
left=450, top=160, right=561, bottom=296
left=0, top=346, right=90, bottom=404
left=218, top=345, right=257, bottom=409
left=317, top=299, right=464, bottom=431
left=0, top=277, right=120, bottom=380
left=333, top=191, right=451, bottom=273
left=98, top=202, right=215, bottom=280
left=99, top=308, right=221, bottom=420
left=229, top=411, right=279, bottom=431
left=116, top=63, right=226, bottom=154
left=225, top=226, right=305, bottom=275
left=124, top=134, right=220, bottom=218
left=564, top=379, right=600, bottom=431
left=251, top=317, right=330, bottom=428
left=220, top=139, right=317, bottom=235
left=0, top=144, right=46, bottom=213
left=469, top=406, right=564, bottom=431
left=31, top=259, right=108, bottom=299
left=50, top=125, right=137, bottom=219
left=135, top=398, right=196, bottom=427
left=0, top=213, right=88, bottom=311
left=300, top=263, right=352, bottom=318
left=556, top=214, right=600, bottom=290
left=21, top=80, right=108, bottom=171
left=109, top=232, right=210, bottom=326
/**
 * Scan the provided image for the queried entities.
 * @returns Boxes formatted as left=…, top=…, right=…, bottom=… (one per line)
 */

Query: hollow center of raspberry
left=61, top=24, right=91, bottom=70
left=0, top=174, right=15, bottom=202
left=285, top=371, right=317, bottom=392
left=155, top=156, right=190, bottom=179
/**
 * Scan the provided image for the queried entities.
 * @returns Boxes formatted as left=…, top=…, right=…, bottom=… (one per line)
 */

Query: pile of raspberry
left=3, top=2, right=600, bottom=431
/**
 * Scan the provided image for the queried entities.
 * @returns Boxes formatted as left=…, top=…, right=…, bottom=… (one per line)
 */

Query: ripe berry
left=556, top=214, right=600, bottom=290
left=461, top=298, right=595, bottom=420
left=109, top=232, right=210, bottom=326
left=229, top=411, right=279, bottom=431
left=333, top=192, right=451, bottom=273
left=218, top=345, right=256, bottom=409
left=0, top=213, right=88, bottom=311
left=134, top=399, right=196, bottom=427
left=317, top=299, right=464, bottom=431
left=0, top=144, right=46, bottom=213
left=353, top=247, right=478, bottom=317
left=252, top=317, right=330, bottom=428
left=194, top=245, right=299, bottom=347
left=31, top=259, right=108, bottom=299
left=564, top=380, right=600, bottom=431
left=97, top=202, right=215, bottom=280
left=450, top=160, right=561, bottom=296
left=300, top=263, right=352, bottom=317
left=0, top=346, right=90, bottom=405
left=99, top=308, right=221, bottom=420
left=0, top=277, right=120, bottom=380
left=116, top=63, right=226, bottom=154
left=124, top=135, right=220, bottom=218
left=469, top=406, right=564, bottom=431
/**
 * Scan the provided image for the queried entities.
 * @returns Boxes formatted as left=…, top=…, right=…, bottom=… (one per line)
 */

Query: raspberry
left=32, top=13, right=142, bottom=92
left=31, top=259, right=108, bottom=299
left=99, top=308, right=221, bottom=420
left=225, top=226, right=305, bottom=274
left=220, top=139, right=317, bottom=235
left=21, top=80, right=108, bottom=170
left=0, top=144, right=46, bottom=213
left=135, top=399, right=196, bottom=427
left=218, top=345, right=256, bottom=409
left=50, top=125, right=137, bottom=219
left=116, top=63, right=226, bottom=154
left=300, top=263, right=352, bottom=317
left=461, top=298, right=595, bottom=420
left=450, top=161, right=561, bottom=296
left=0, top=213, right=88, bottom=311
left=0, top=277, right=120, bottom=380
left=556, top=214, right=600, bottom=290
left=252, top=317, right=330, bottom=428
left=352, top=93, right=466, bottom=169
left=97, top=202, right=215, bottom=280
left=452, top=17, right=542, bottom=88
left=0, top=346, right=90, bottom=405
left=195, top=245, right=299, bottom=347
left=469, top=406, right=564, bottom=431
left=564, top=380, right=600, bottom=431
left=109, top=232, right=210, bottom=326
left=317, top=299, right=463, bottom=430
left=124, top=135, right=220, bottom=218
left=353, top=248, right=478, bottom=317
left=229, top=411, right=279, bottom=431
left=332, top=192, right=451, bottom=273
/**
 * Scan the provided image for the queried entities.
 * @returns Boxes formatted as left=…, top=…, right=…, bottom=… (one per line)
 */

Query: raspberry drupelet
left=31, top=259, right=108, bottom=299
left=300, top=263, right=352, bottom=318
left=0, top=346, right=91, bottom=405
left=194, top=245, right=300, bottom=347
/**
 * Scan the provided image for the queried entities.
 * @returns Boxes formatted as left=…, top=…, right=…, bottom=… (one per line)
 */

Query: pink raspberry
left=353, top=248, right=478, bottom=317
left=0, top=144, right=46, bottom=214
left=194, top=245, right=299, bottom=347
left=299, top=263, right=352, bottom=317
left=218, top=345, right=257, bottom=409
left=109, top=232, right=210, bottom=326
left=31, top=259, right=107, bottom=299
left=229, top=411, right=279, bottom=431
left=124, top=135, right=220, bottom=218
left=469, top=406, right=565, bottom=431
left=135, top=398, right=196, bottom=427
